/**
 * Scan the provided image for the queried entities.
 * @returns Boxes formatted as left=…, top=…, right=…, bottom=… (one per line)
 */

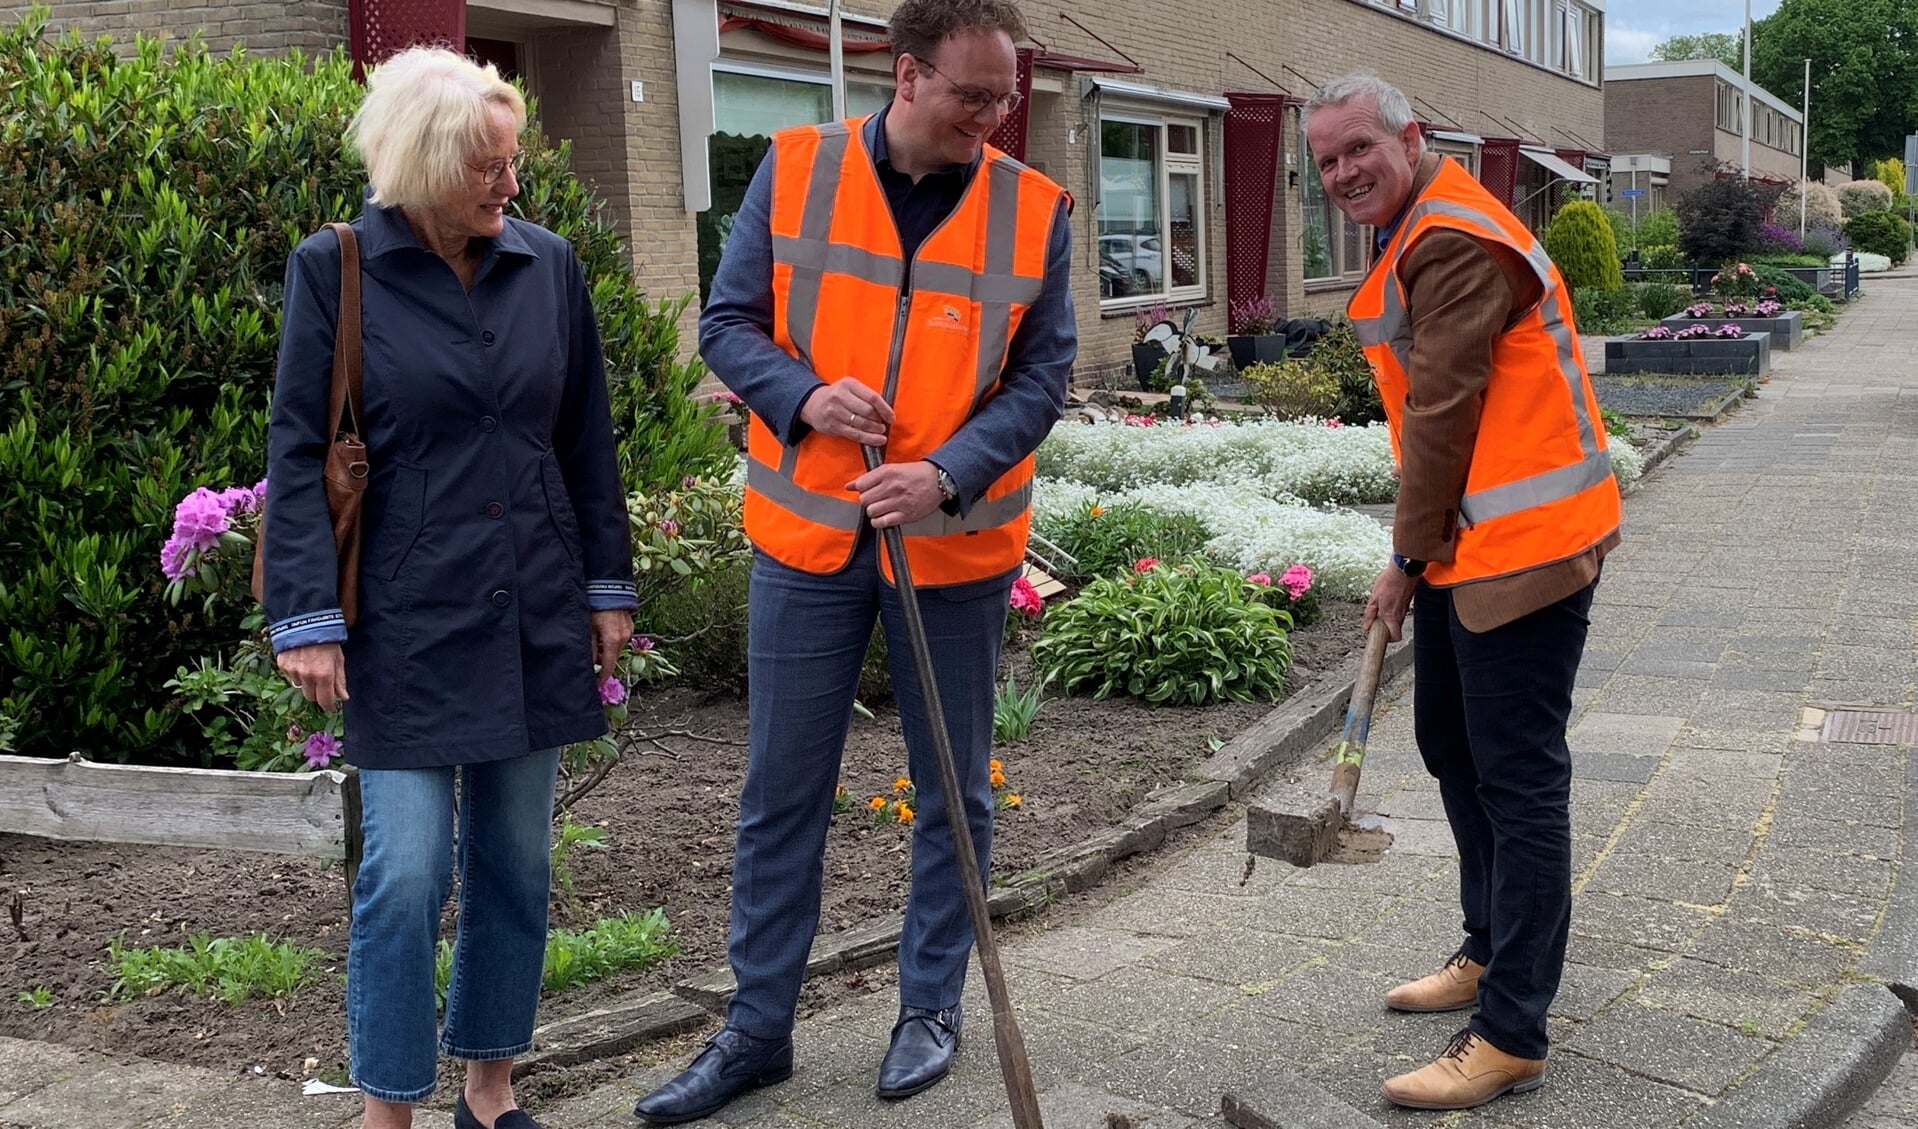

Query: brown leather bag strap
left=325, top=222, right=364, bottom=440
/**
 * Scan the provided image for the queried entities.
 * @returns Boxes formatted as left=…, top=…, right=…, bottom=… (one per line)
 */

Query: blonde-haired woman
left=262, top=48, right=637, bottom=1129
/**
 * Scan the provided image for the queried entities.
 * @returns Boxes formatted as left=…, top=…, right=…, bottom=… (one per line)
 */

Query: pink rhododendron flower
left=1281, top=564, right=1314, bottom=599
left=286, top=724, right=304, bottom=742
left=303, top=732, right=340, bottom=769
left=1246, top=572, right=1272, bottom=586
left=1133, top=557, right=1159, bottom=573
left=630, top=634, right=656, bottom=652
left=1323, top=418, right=1344, bottom=428
left=658, top=519, right=680, bottom=536
left=1008, top=576, right=1043, bottom=617
left=599, top=677, right=628, bottom=706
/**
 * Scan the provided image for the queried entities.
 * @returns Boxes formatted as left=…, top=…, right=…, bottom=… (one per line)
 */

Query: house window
left=1097, top=114, right=1207, bottom=304
left=699, top=65, right=891, bottom=300
left=1300, top=138, right=1370, bottom=283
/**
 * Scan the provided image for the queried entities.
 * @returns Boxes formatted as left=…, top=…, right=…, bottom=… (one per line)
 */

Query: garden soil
left=0, top=601, right=1363, bottom=1086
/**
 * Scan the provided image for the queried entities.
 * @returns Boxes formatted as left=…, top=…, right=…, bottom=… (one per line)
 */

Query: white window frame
left=1096, top=109, right=1210, bottom=309
left=1299, top=132, right=1372, bottom=287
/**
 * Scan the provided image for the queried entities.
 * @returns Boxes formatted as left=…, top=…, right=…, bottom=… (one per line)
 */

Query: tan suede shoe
left=1383, top=950, right=1484, bottom=1013
left=1382, top=1031, right=1546, bottom=1110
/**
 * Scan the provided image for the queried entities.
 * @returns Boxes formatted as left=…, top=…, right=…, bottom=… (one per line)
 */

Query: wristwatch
left=933, top=465, right=959, bottom=502
left=1392, top=553, right=1427, bottom=578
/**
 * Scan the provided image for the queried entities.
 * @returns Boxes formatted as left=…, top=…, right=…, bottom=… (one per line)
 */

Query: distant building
left=1604, top=59, right=1804, bottom=204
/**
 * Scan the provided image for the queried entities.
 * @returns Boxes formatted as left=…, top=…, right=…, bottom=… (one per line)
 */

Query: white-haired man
left=1302, top=72, right=1621, bottom=1111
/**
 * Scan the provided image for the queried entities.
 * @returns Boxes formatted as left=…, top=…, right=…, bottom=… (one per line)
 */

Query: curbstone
left=1222, top=1068, right=1384, bottom=1129
left=519, top=991, right=710, bottom=1073
left=1856, top=749, right=1918, bottom=1013
left=1680, top=984, right=1909, bottom=1129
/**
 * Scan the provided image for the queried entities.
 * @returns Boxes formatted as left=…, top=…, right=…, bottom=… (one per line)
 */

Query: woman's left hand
left=591, top=609, right=634, bottom=682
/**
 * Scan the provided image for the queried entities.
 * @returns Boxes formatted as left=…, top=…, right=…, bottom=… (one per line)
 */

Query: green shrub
left=1242, top=358, right=1340, bottom=419
left=1791, top=293, right=1837, bottom=315
left=1044, top=500, right=1211, bottom=581
left=1772, top=182, right=1843, bottom=231
left=1630, top=209, right=1681, bottom=250
left=1571, top=287, right=1641, bottom=335
left=1750, top=265, right=1815, bottom=302
left=0, top=16, right=730, bottom=761
left=1639, top=243, right=1686, bottom=270
left=1844, top=211, right=1911, bottom=264
left=1543, top=201, right=1625, bottom=291
left=1031, top=559, right=1293, bottom=707
left=1676, top=178, right=1763, bottom=267
left=1838, top=181, right=1894, bottom=218
left=1634, top=281, right=1691, bottom=321
left=1312, top=321, right=1384, bottom=427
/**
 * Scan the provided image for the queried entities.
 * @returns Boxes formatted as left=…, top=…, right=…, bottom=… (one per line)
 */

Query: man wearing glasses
left=632, top=0, right=1074, bottom=1123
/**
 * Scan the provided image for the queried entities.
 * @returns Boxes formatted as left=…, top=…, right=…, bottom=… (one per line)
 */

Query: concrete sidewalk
left=2, top=281, right=1915, bottom=1128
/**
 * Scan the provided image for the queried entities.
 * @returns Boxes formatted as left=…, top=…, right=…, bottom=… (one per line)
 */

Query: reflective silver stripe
left=913, top=260, right=1044, bottom=305
left=1367, top=190, right=1602, bottom=455
left=972, top=159, right=1026, bottom=405
left=899, top=478, right=1033, bottom=537
left=784, top=124, right=852, bottom=370
left=1460, top=447, right=1616, bottom=525
left=772, top=235, right=901, bottom=289
left=747, top=457, right=863, bottom=530
left=778, top=441, right=799, bottom=477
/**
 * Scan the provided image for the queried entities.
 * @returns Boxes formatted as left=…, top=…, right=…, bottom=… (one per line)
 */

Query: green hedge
left=1544, top=201, right=1624, bottom=291
left=0, top=13, right=731, bottom=761
left=1845, top=211, right=1912, bottom=265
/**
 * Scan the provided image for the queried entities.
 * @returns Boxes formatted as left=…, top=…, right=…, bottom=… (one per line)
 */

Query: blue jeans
left=347, top=749, right=559, bottom=1102
left=727, top=536, right=1011, bottom=1039
left=1413, top=578, right=1597, bottom=1061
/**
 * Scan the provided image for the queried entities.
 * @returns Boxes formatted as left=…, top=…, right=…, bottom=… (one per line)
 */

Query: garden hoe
left=1246, top=617, right=1393, bottom=868
left=861, top=445, right=1046, bottom=1129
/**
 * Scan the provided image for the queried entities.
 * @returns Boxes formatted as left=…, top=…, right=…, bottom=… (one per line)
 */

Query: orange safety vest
left=743, top=117, right=1065, bottom=587
left=1348, top=157, right=1621, bottom=588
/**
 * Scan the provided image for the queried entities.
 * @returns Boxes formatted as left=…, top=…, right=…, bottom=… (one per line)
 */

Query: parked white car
left=1099, top=233, right=1163, bottom=289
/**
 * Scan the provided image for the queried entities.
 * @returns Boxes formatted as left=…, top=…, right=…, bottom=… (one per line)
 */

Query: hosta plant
left=1031, top=559, right=1293, bottom=707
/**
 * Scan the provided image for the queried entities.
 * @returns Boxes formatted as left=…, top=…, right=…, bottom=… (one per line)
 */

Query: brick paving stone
left=1562, top=1002, right=1775, bottom=1094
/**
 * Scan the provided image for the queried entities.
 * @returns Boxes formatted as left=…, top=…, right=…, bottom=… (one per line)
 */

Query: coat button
left=481, top=330, right=496, bottom=346
left=491, top=589, right=511, bottom=607
left=486, top=502, right=504, bottom=518
left=480, top=416, right=498, bottom=432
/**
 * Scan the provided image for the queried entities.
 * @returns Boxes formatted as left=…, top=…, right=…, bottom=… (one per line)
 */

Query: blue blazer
left=261, top=203, right=637, bottom=769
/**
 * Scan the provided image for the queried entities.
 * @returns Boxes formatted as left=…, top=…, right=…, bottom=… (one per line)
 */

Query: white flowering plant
left=1607, top=434, right=1643, bottom=491
left=1036, top=417, right=1398, bottom=505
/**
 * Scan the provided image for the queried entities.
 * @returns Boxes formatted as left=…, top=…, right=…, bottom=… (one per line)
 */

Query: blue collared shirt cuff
left=587, top=580, right=640, bottom=611
left=269, top=609, right=348, bottom=653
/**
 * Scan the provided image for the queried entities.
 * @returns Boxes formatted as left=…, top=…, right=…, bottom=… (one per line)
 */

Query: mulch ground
left=0, top=600, right=1364, bottom=1087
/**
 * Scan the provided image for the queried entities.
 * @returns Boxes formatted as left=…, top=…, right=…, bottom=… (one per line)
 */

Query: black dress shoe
left=633, top=1027, right=794, bottom=1125
left=453, top=1093, right=543, bottom=1129
left=876, top=1005, right=962, bottom=1100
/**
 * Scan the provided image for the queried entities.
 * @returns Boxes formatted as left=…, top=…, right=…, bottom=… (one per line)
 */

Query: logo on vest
left=928, top=304, right=967, bottom=331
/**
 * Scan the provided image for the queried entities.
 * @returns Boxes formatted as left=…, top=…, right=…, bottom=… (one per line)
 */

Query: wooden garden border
left=0, top=753, right=362, bottom=906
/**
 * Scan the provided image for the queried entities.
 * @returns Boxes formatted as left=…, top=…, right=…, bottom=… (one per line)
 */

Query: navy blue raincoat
left=262, top=204, right=637, bottom=770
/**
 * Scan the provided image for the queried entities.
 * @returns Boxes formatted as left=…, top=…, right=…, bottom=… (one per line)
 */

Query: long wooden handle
left=861, top=445, right=1045, bottom=1129
left=1330, top=618, right=1393, bottom=818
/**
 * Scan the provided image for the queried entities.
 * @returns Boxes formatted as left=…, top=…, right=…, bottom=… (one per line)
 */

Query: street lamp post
left=1799, top=58, right=1809, bottom=240
left=1741, top=0, right=1752, bottom=181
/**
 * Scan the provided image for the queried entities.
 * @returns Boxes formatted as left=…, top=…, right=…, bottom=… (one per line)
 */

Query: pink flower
left=658, top=519, right=679, bottom=536
left=715, top=391, right=743, bottom=405
left=1133, top=557, right=1159, bottom=573
left=630, top=634, right=656, bottom=652
left=599, top=676, right=628, bottom=706
left=1323, top=418, right=1344, bottom=428
left=1281, top=564, right=1314, bottom=600
left=1008, top=576, right=1043, bottom=617
left=302, top=732, right=340, bottom=770
left=286, top=724, right=303, bottom=742
left=1122, top=413, right=1156, bottom=427
left=1245, top=572, right=1272, bottom=586
left=682, top=475, right=699, bottom=488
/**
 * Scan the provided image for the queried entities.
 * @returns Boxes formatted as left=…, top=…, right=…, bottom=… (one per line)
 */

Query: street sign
left=1619, top=189, right=1647, bottom=198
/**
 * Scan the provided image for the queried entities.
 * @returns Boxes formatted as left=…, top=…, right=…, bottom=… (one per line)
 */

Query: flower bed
left=1605, top=329, right=1771, bottom=376
left=1661, top=300, right=1803, bottom=351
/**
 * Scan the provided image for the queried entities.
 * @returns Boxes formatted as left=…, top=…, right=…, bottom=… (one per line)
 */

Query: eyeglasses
left=914, top=59, right=1023, bottom=115
left=466, top=149, right=526, bottom=185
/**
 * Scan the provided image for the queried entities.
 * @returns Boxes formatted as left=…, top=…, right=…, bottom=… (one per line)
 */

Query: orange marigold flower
left=990, top=770, right=1007, bottom=788
left=835, top=784, right=846, bottom=795
left=989, top=759, right=1003, bottom=772
left=869, top=796, right=887, bottom=810
left=893, top=777, right=912, bottom=793
left=897, top=803, right=915, bottom=824
left=1088, top=505, right=1105, bottom=517
left=1005, top=794, right=1022, bottom=807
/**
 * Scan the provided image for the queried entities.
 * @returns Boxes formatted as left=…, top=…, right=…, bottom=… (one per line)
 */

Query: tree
left=1675, top=178, right=1764, bottom=266
left=1649, top=31, right=1745, bottom=71
left=1750, top=0, right=1918, bottom=169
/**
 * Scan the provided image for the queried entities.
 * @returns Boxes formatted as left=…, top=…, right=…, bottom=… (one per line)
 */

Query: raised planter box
left=1227, top=333, right=1289, bottom=370
left=1605, top=331, right=1771, bottom=376
left=1660, top=311, right=1803, bottom=351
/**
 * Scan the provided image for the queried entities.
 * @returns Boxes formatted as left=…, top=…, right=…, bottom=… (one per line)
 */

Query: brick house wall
left=1606, top=69, right=1804, bottom=203
left=2, top=0, right=348, bottom=55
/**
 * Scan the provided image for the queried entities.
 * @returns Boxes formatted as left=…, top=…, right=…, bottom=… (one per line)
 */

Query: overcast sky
left=1604, top=0, right=1781, bottom=65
